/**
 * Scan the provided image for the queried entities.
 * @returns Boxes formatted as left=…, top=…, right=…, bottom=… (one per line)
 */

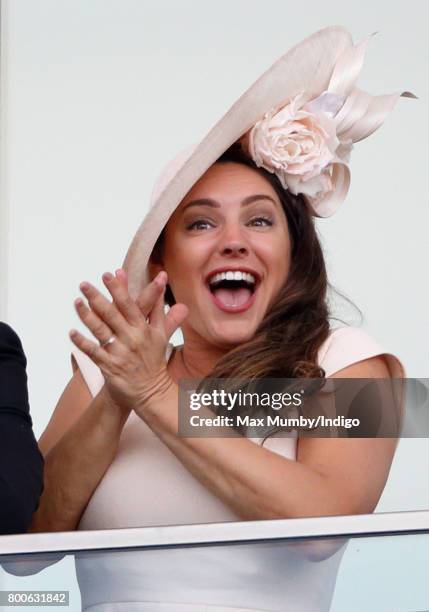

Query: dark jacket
left=0, top=322, right=44, bottom=535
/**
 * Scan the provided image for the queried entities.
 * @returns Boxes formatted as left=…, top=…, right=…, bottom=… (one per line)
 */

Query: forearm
left=30, top=390, right=130, bottom=532
left=141, top=384, right=351, bottom=521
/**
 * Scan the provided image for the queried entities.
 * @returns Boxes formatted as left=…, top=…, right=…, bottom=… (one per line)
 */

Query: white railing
left=1, top=510, right=429, bottom=555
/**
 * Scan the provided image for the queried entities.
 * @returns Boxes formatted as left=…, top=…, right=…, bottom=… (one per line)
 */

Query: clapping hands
left=70, top=269, right=188, bottom=415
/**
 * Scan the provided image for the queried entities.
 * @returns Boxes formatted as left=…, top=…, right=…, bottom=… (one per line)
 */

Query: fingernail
left=79, top=282, right=90, bottom=293
left=103, top=272, right=113, bottom=282
left=74, top=298, right=84, bottom=307
left=69, top=329, right=78, bottom=338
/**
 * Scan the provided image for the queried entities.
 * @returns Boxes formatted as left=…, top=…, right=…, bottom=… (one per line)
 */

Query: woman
left=31, top=26, right=409, bottom=611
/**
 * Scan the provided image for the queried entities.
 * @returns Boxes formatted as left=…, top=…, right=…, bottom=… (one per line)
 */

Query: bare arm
left=30, top=369, right=130, bottom=532
left=139, top=356, right=397, bottom=520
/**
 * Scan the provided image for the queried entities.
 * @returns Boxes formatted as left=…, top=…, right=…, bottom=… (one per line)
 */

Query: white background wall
left=1, top=0, right=428, bottom=515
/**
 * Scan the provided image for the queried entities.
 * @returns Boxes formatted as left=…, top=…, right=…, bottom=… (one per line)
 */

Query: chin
left=210, top=325, right=257, bottom=349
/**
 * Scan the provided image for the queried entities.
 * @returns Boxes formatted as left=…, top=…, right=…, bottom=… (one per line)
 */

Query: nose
left=218, top=222, right=249, bottom=257
left=221, top=241, right=248, bottom=256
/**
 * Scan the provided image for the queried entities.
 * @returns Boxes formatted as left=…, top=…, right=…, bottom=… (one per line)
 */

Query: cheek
left=165, top=234, right=216, bottom=274
left=163, top=239, right=210, bottom=301
left=253, top=233, right=291, bottom=264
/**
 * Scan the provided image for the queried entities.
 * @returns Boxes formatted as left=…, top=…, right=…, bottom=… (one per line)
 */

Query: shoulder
left=0, top=321, right=17, bottom=337
left=0, top=323, right=29, bottom=415
left=71, top=347, right=104, bottom=397
left=0, top=322, right=26, bottom=362
left=318, top=326, right=405, bottom=378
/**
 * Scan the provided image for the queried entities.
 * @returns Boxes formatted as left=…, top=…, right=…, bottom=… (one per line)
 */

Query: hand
left=69, top=269, right=188, bottom=415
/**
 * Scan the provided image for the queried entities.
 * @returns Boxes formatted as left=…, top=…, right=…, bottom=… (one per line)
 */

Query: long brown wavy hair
left=151, top=143, right=330, bottom=382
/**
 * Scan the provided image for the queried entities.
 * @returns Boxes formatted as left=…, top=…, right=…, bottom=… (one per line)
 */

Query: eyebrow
left=183, top=194, right=279, bottom=211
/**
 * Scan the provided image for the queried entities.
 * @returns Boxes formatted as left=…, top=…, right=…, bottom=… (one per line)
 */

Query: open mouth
left=206, top=270, right=260, bottom=312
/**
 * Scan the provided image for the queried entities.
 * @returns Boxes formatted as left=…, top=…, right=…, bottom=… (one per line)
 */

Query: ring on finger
left=100, top=335, right=116, bottom=348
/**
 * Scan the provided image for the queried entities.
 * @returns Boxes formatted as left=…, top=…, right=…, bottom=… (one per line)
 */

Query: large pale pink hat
left=123, top=26, right=414, bottom=300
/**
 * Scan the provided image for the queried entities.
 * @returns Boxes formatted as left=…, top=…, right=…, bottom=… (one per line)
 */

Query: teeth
left=208, top=271, right=256, bottom=285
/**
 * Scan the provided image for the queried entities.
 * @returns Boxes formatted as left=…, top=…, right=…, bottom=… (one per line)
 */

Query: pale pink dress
left=72, top=326, right=403, bottom=612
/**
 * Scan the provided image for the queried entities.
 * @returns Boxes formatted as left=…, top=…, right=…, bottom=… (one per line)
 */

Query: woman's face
left=151, top=162, right=292, bottom=349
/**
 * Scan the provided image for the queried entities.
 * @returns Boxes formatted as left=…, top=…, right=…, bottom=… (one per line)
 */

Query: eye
left=247, top=216, right=273, bottom=227
left=186, top=219, right=215, bottom=231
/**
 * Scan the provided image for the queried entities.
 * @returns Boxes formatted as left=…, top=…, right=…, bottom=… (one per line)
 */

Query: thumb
left=164, top=303, right=189, bottom=339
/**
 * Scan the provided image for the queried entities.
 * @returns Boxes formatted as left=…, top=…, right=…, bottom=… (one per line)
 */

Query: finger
left=164, top=303, right=189, bottom=340
left=69, top=328, right=112, bottom=369
left=136, top=271, right=167, bottom=318
left=79, top=281, right=129, bottom=338
left=102, top=272, right=143, bottom=327
left=148, top=282, right=166, bottom=330
left=74, top=298, right=116, bottom=347
left=115, top=268, right=128, bottom=290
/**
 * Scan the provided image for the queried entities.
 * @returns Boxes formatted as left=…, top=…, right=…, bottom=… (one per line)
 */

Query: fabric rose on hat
left=245, top=91, right=347, bottom=200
